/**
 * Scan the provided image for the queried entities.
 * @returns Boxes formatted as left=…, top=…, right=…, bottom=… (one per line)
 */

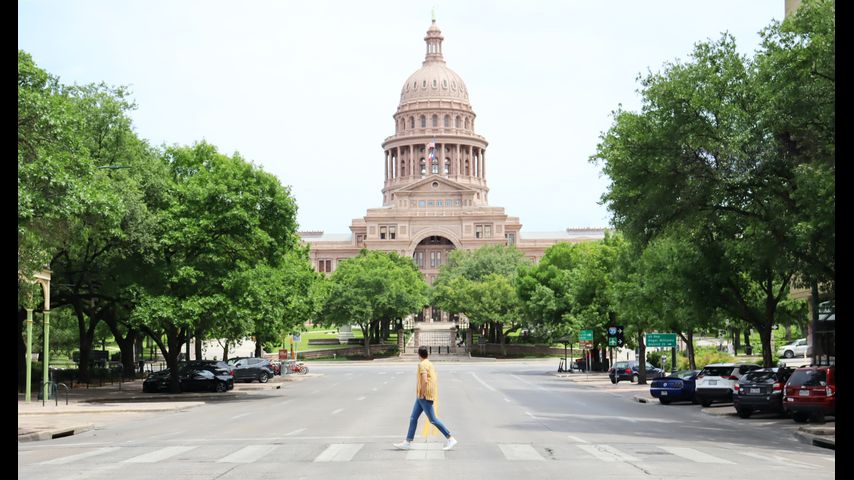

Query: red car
left=783, top=366, right=835, bottom=422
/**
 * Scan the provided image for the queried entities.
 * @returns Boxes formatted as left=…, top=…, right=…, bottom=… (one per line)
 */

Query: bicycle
left=286, top=361, right=309, bottom=375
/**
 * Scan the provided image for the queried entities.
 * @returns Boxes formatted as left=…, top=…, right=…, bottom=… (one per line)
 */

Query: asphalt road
left=18, top=360, right=834, bottom=480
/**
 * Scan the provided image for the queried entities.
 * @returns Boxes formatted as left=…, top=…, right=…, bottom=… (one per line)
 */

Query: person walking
left=394, top=346, right=458, bottom=451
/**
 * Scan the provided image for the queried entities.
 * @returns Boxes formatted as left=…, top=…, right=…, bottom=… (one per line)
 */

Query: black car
left=182, top=360, right=234, bottom=378
left=226, top=357, right=275, bottom=383
left=142, top=366, right=234, bottom=393
left=609, top=360, right=665, bottom=384
left=734, top=367, right=794, bottom=418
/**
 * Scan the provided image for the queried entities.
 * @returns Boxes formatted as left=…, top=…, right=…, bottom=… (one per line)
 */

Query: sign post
left=579, top=330, right=594, bottom=378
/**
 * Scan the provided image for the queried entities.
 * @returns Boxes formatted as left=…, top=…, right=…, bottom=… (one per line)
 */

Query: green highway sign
left=646, top=333, right=677, bottom=348
left=579, top=330, right=593, bottom=341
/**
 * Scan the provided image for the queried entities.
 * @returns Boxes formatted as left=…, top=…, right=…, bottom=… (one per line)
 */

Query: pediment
left=392, top=176, right=477, bottom=195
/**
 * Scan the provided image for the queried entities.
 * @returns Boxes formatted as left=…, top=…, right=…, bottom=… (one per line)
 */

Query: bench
left=307, top=338, right=341, bottom=345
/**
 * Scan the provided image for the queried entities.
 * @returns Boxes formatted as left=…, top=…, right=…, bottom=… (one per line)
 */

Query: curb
left=18, top=424, right=94, bottom=443
left=793, top=430, right=835, bottom=450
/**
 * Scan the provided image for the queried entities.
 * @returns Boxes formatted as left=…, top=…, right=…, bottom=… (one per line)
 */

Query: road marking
left=142, top=430, right=184, bottom=441
left=64, top=463, right=124, bottom=480
left=659, top=446, right=733, bottom=464
left=331, top=383, right=340, bottom=387
left=331, top=408, right=344, bottom=415
left=470, top=372, right=496, bottom=392
left=230, top=412, right=252, bottom=420
left=577, top=444, right=638, bottom=462
left=510, top=374, right=546, bottom=391
left=285, top=428, right=306, bottom=436
left=530, top=412, right=677, bottom=424
left=379, top=372, right=387, bottom=375
left=218, top=445, right=277, bottom=463
left=773, top=454, right=819, bottom=469
left=312, top=390, right=320, bottom=394
left=372, top=387, right=378, bottom=392
left=124, top=446, right=197, bottom=463
left=40, top=447, right=120, bottom=465
left=314, top=443, right=364, bottom=462
left=566, top=435, right=588, bottom=443
left=405, top=442, right=445, bottom=460
left=356, top=396, right=366, bottom=401
left=498, top=444, right=545, bottom=461
left=504, top=397, right=511, bottom=402
left=525, top=411, right=536, bottom=418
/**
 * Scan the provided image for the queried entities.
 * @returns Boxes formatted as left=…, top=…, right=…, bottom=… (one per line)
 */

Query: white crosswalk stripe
left=659, top=446, right=734, bottom=464
left=313, top=443, right=364, bottom=462
left=40, top=447, right=120, bottom=465
left=123, top=446, right=198, bottom=463
left=405, top=442, right=445, bottom=460
left=577, top=444, right=639, bottom=462
left=498, top=444, right=544, bottom=461
left=218, top=445, right=277, bottom=463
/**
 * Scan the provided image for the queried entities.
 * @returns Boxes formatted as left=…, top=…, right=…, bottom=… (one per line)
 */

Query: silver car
left=777, top=338, right=809, bottom=358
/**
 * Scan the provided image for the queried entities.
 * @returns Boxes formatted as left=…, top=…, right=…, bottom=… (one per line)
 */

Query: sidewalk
left=18, top=375, right=305, bottom=443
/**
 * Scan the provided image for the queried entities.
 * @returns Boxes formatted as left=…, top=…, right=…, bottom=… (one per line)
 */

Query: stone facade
left=301, top=19, right=607, bottom=320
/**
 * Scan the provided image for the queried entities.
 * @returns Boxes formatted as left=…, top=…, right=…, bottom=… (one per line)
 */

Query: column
left=42, top=309, right=50, bottom=402
left=482, top=149, right=486, bottom=179
left=385, top=150, right=389, bottom=180
left=25, top=308, right=33, bottom=402
left=456, top=144, right=461, bottom=178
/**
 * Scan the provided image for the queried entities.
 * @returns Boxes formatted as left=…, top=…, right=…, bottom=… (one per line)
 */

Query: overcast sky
left=19, top=1, right=783, bottom=233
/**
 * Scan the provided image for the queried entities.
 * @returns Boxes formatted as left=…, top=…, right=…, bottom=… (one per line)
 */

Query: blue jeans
left=406, top=398, right=451, bottom=441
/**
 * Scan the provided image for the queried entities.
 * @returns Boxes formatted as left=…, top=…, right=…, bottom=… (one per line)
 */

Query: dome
left=400, top=63, right=469, bottom=104
left=398, top=20, right=470, bottom=105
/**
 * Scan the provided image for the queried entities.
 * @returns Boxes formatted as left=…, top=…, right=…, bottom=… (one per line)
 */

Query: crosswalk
left=21, top=442, right=831, bottom=468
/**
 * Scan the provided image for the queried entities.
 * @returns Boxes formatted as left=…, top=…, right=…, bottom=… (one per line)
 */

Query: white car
left=777, top=338, right=809, bottom=358
left=694, top=363, right=761, bottom=407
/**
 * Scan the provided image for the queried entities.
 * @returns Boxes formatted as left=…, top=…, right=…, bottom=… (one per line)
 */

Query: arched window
left=432, top=115, right=438, bottom=127
left=410, top=116, right=415, bottom=129
left=444, top=158, right=450, bottom=174
left=420, top=115, right=426, bottom=128
left=465, top=118, right=470, bottom=130
left=455, top=116, right=461, bottom=128
left=465, top=160, right=470, bottom=176
left=432, top=157, right=439, bottom=174
left=400, top=160, right=406, bottom=176
left=444, top=115, right=450, bottom=127
left=420, top=158, right=426, bottom=175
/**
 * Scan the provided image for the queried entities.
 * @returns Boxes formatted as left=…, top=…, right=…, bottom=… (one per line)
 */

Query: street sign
left=579, top=330, right=593, bottom=341
left=646, top=333, right=677, bottom=348
left=293, top=334, right=301, bottom=343
left=581, top=340, right=593, bottom=349
left=608, top=337, right=618, bottom=347
left=606, top=325, right=625, bottom=347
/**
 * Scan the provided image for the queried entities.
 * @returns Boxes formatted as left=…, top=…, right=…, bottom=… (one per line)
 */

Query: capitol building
left=300, top=19, right=606, bottom=323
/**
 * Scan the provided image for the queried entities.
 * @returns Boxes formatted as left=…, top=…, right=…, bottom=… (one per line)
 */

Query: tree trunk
left=100, top=307, right=139, bottom=378
left=686, top=329, right=696, bottom=370
left=195, top=333, right=203, bottom=360
left=743, top=329, right=751, bottom=354
left=759, top=320, right=774, bottom=367
left=732, top=328, right=740, bottom=356
left=498, top=323, right=506, bottom=357
left=637, top=330, right=647, bottom=384
left=254, top=334, right=262, bottom=358
left=18, top=308, right=27, bottom=393
left=162, top=326, right=185, bottom=394
left=466, top=325, right=474, bottom=352
left=222, top=339, right=229, bottom=362
left=74, top=302, right=99, bottom=384
left=363, top=322, right=373, bottom=358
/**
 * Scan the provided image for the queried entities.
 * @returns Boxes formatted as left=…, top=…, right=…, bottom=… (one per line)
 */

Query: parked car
left=142, top=366, right=234, bottom=393
left=694, top=363, right=761, bottom=407
left=777, top=338, right=809, bottom=358
left=182, top=360, right=235, bottom=379
left=226, top=357, right=275, bottom=383
left=733, top=367, right=793, bottom=418
left=608, top=360, right=665, bottom=384
left=783, top=366, right=835, bottom=422
left=650, top=370, right=701, bottom=404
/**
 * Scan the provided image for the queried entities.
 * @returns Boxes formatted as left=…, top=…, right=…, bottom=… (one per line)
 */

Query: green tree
left=591, top=12, right=833, bottom=366
left=322, top=250, right=427, bottom=358
left=432, top=245, right=529, bottom=355
left=130, top=142, right=300, bottom=391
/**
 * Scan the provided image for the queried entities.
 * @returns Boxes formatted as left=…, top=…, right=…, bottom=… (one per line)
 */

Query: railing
left=38, top=381, right=70, bottom=406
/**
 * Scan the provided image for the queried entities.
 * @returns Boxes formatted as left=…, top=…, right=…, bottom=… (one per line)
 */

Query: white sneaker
left=393, top=441, right=411, bottom=450
left=443, top=437, right=458, bottom=451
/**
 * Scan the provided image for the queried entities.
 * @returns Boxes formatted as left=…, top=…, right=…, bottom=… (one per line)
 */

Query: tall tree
left=322, top=250, right=427, bottom=358
left=592, top=5, right=833, bottom=366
